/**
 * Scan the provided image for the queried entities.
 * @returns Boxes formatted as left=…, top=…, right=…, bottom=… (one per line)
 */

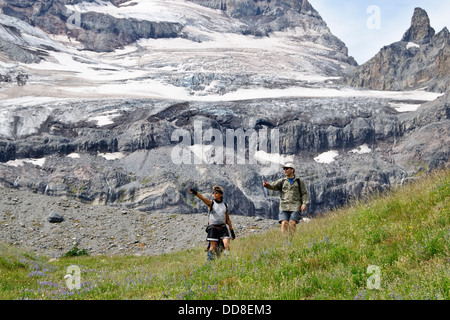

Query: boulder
left=48, top=211, right=64, bottom=223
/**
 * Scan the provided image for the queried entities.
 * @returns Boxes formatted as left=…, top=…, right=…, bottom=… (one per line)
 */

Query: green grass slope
left=1, top=169, right=448, bottom=300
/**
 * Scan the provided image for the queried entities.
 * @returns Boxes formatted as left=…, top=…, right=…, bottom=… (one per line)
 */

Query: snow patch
left=389, top=102, right=421, bottom=112
left=407, top=42, right=420, bottom=50
left=254, top=151, right=295, bottom=176
left=66, top=0, right=235, bottom=25
left=314, top=150, right=339, bottom=164
left=98, top=152, right=126, bottom=160
left=4, top=158, right=46, bottom=167
left=67, top=153, right=81, bottom=159
left=254, top=150, right=294, bottom=166
left=349, top=144, right=372, bottom=154
left=89, top=112, right=121, bottom=126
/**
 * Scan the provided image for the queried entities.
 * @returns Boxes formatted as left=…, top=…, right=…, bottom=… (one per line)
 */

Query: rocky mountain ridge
left=0, top=0, right=353, bottom=56
left=343, top=8, right=449, bottom=93
left=187, top=0, right=351, bottom=54
left=0, top=0, right=358, bottom=103
left=0, top=0, right=355, bottom=64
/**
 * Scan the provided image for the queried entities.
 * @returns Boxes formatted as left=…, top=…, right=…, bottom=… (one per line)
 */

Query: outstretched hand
left=262, top=181, right=268, bottom=188
left=188, top=188, right=197, bottom=195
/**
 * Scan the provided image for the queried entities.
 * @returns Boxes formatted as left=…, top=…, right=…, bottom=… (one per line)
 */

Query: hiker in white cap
left=263, top=162, right=309, bottom=235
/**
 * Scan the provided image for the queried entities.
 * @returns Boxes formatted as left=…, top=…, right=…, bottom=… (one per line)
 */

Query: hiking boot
left=207, top=250, right=215, bottom=261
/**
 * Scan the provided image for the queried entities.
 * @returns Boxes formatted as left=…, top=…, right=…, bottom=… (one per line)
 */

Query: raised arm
left=189, top=188, right=212, bottom=208
left=263, top=179, right=283, bottom=191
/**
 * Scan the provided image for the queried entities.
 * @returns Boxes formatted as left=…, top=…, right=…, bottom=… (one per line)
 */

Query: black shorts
left=206, top=224, right=230, bottom=242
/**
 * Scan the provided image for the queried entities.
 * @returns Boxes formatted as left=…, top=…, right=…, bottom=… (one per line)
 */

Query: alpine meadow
left=1, top=169, right=448, bottom=300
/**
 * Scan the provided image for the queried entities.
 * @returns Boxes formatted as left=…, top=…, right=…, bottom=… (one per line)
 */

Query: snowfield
left=0, top=3, right=444, bottom=106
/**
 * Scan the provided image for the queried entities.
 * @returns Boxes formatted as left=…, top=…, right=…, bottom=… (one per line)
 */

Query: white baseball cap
left=282, top=162, right=295, bottom=170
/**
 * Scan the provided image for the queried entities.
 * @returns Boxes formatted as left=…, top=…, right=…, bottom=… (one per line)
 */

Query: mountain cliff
left=0, top=0, right=357, bottom=100
left=343, top=8, right=449, bottom=93
left=0, top=92, right=447, bottom=217
left=0, top=0, right=181, bottom=52
left=188, top=0, right=351, bottom=55
left=0, top=0, right=356, bottom=63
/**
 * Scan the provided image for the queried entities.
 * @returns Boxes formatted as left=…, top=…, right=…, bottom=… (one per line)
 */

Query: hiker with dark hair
left=263, top=162, right=309, bottom=235
left=189, top=185, right=235, bottom=261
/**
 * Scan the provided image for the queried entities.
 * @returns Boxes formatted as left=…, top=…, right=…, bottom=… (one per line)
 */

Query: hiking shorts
left=206, top=224, right=230, bottom=242
left=279, top=211, right=301, bottom=224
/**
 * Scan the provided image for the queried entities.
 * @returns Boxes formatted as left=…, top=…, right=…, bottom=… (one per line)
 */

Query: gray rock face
left=401, top=7, right=435, bottom=44
left=188, top=0, right=354, bottom=58
left=0, top=0, right=357, bottom=101
left=0, top=14, right=47, bottom=63
left=73, top=13, right=183, bottom=52
left=189, top=0, right=321, bottom=21
left=343, top=8, right=449, bottom=93
left=0, top=0, right=356, bottom=66
left=1, top=0, right=183, bottom=52
left=1, top=92, right=448, bottom=218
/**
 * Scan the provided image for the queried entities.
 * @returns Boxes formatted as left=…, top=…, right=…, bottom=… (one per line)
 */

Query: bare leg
left=209, top=241, right=217, bottom=252
left=222, top=238, right=230, bottom=251
left=288, top=220, right=297, bottom=236
left=281, top=220, right=289, bottom=234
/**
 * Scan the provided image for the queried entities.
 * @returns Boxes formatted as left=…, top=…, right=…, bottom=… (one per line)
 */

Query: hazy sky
left=308, top=0, right=449, bottom=65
